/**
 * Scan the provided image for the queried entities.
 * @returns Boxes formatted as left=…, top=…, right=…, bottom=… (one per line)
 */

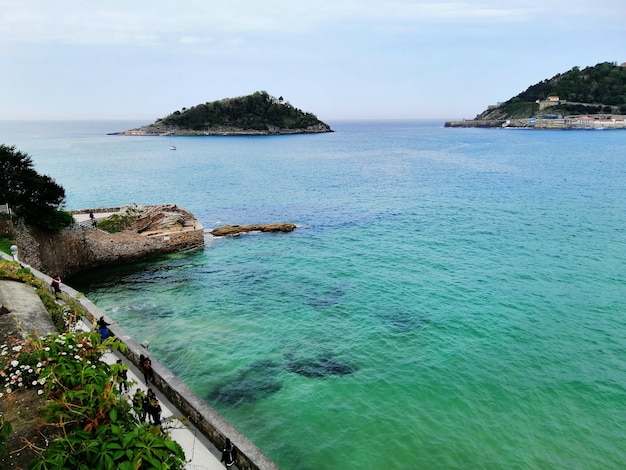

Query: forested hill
left=475, top=62, right=626, bottom=120
left=121, top=91, right=332, bottom=135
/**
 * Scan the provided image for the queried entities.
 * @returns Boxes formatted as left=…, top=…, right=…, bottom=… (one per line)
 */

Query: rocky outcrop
left=10, top=205, right=204, bottom=277
left=115, top=123, right=332, bottom=136
left=211, top=223, right=296, bottom=237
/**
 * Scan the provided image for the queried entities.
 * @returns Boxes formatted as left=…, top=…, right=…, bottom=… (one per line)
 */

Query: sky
left=1, top=1, right=625, bottom=122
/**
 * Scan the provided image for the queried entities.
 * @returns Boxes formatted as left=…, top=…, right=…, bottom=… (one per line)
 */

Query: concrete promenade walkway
left=89, top=320, right=228, bottom=470
left=0, top=252, right=231, bottom=470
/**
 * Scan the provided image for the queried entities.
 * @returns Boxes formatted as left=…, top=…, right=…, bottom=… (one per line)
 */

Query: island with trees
left=446, top=61, right=626, bottom=129
left=116, top=91, right=333, bottom=136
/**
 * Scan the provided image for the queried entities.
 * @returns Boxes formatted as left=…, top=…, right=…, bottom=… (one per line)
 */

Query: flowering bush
left=1, top=333, right=185, bottom=469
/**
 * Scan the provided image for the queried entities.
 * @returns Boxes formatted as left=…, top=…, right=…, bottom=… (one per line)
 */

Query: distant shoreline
left=445, top=115, right=626, bottom=130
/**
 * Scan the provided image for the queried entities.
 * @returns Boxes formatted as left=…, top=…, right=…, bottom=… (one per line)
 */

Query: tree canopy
left=513, top=62, right=626, bottom=106
left=476, top=62, right=626, bottom=120
left=160, top=91, right=327, bottom=131
left=0, top=144, right=73, bottom=231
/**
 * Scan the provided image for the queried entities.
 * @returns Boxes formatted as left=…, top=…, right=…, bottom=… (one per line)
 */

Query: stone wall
left=9, top=217, right=204, bottom=277
left=0, top=253, right=280, bottom=470
left=72, top=284, right=280, bottom=470
left=0, top=215, right=16, bottom=239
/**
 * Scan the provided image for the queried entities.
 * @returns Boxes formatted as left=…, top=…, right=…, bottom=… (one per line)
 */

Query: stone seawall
left=1, top=205, right=205, bottom=277
left=0, top=252, right=280, bottom=470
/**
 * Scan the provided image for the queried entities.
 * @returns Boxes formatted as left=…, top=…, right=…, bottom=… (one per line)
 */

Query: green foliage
left=0, top=417, right=11, bottom=460
left=97, top=214, right=138, bottom=233
left=0, top=333, right=185, bottom=469
left=0, top=259, right=94, bottom=340
left=1, top=259, right=39, bottom=284
left=161, top=90, right=326, bottom=131
left=31, top=423, right=185, bottom=470
left=510, top=62, right=626, bottom=106
left=0, top=237, right=15, bottom=255
left=476, top=62, right=626, bottom=120
left=0, top=145, right=72, bottom=232
left=497, top=101, right=539, bottom=119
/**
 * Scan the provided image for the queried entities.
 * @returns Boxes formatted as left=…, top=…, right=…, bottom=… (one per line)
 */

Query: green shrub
left=0, top=237, right=15, bottom=256
left=1, top=333, right=185, bottom=469
left=0, top=417, right=10, bottom=460
left=98, top=214, right=138, bottom=233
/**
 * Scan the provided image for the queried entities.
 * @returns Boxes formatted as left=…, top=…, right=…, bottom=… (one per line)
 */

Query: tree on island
left=159, top=90, right=326, bottom=131
left=0, top=144, right=73, bottom=231
left=474, top=61, right=626, bottom=120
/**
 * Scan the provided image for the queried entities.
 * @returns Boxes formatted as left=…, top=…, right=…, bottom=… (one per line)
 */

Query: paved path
left=87, top=320, right=229, bottom=470
left=1, top=250, right=231, bottom=469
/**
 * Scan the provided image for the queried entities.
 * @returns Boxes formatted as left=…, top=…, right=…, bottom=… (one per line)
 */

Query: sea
left=1, top=120, right=625, bottom=469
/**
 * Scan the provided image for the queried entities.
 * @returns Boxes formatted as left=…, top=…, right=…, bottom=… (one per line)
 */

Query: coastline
left=445, top=115, right=626, bottom=129
left=0, top=204, right=205, bottom=278
left=109, top=122, right=333, bottom=136
left=0, top=250, right=280, bottom=470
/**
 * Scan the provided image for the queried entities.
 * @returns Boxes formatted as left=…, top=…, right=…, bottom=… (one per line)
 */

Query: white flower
left=10, top=360, right=18, bottom=367
left=38, top=389, right=43, bottom=395
left=74, top=355, right=81, bottom=360
left=44, top=347, right=50, bottom=351
left=36, top=362, right=42, bottom=367
left=12, top=345, right=22, bottom=352
left=32, top=380, right=38, bottom=385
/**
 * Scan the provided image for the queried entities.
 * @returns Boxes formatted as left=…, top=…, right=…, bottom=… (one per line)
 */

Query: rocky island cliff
left=114, top=90, right=333, bottom=136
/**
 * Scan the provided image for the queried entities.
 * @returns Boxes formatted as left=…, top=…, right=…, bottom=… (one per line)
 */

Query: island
left=446, top=61, right=626, bottom=129
left=113, top=91, right=333, bottom=136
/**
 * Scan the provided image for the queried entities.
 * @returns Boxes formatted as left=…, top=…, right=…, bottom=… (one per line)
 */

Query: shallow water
left=3, top=120, right=626, bottom=468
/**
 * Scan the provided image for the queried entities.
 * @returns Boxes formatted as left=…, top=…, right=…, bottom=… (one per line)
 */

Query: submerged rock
left=207, top=360, right=283, bottom=406
left=285, top=353, right=356, bottom=379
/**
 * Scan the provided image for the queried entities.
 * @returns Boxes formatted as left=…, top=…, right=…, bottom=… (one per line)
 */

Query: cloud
left=3, top=0, right=618, bottom=47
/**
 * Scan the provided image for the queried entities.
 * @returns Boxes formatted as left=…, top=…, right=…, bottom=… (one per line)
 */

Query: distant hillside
left=121, top=91, right=332, bottom=136
left=475, top=62, right=626, bottom=120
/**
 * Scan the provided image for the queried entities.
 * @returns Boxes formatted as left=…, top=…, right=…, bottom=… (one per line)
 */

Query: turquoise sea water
left=2, top=120, right=626, bottom=469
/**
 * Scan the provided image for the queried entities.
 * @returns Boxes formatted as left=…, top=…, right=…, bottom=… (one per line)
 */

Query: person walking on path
left=145, top=388, right=161, bottom=425
left=96, top=316, right=114, bottom=341
left=115, top=359, right=129, bottom=394
left=51, top=275, right=62, bottom=296
left=139, top=354, right=154, bottom=384
left=221, top=438, right=237, bottom=469
left=133, top=388, right=147, bottom=422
